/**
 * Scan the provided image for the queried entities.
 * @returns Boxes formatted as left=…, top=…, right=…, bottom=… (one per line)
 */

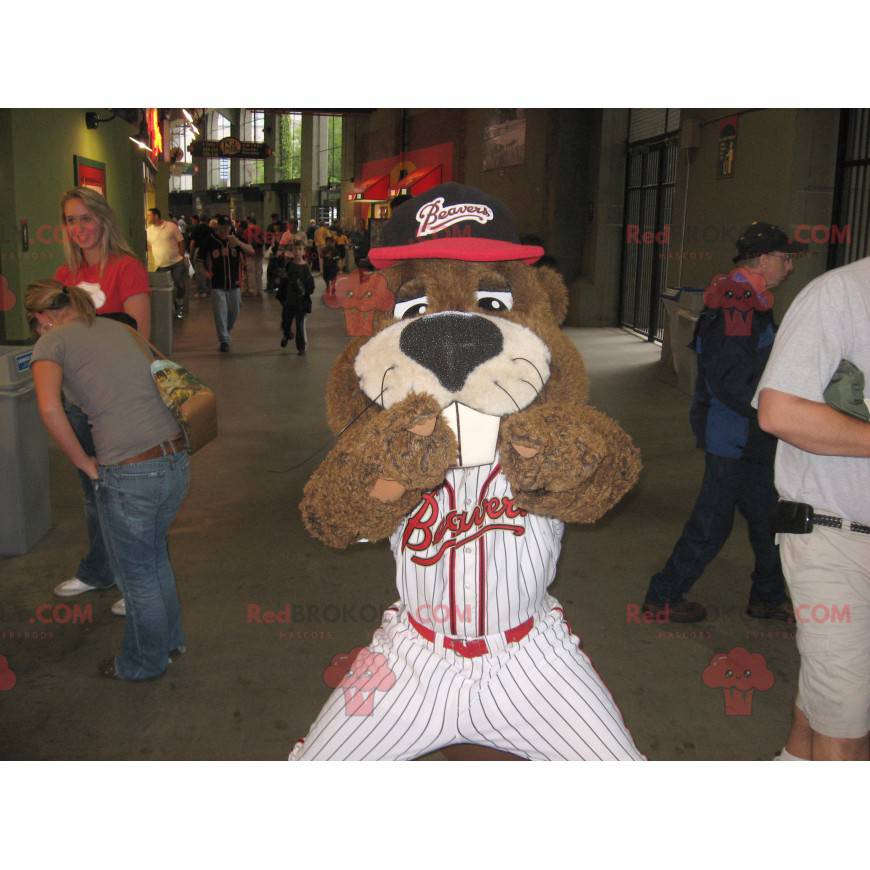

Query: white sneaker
left=111, top=598, right=126, bottom=617
left=54, top=576, right=100, bottom=598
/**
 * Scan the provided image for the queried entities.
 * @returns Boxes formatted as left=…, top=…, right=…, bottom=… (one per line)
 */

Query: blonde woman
left=56, top=186, right=151, bottom=337
left=27, top=280, right=189, bottom=681
left=52, top=187, right=151, bottom=614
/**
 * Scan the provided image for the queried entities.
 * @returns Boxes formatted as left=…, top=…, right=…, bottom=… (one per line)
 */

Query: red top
left=55, top=255, right=149, bottom=315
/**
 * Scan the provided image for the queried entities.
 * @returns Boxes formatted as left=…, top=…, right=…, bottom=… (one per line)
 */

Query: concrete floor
left=0, top=277, right=799, bottom=760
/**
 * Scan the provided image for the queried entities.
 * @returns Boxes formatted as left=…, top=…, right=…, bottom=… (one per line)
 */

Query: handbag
left=128, top=328, right=218, bottom=453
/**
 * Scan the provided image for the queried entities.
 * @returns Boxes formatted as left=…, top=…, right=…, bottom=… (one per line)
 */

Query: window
left=241, top=109, right=265, bottom=186
left=316, top=115, right=342, bottom=188
left=208, top=112, right=231, bottom=189
left=276, top=112, right=302, bottom=181
left=628, top=109, right=681, bottom=144
left=169, top=119, right=193, bottom=192
left=829, top=108, right=870, bottom=268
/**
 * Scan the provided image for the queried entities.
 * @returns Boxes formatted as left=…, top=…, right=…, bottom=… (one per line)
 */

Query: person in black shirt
left=321, top=240, right=339, bottom=295
left=276, top=240, right=314, bottom=354
left=189, top=215, right=212, bottom=299
left=198, top=215, right=254, bottom=352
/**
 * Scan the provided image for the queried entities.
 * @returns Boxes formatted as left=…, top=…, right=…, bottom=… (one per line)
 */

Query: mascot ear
left=535, top=265, right=570, bottom=326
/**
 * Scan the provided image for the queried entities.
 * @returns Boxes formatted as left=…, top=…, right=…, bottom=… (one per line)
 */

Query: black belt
left=774, top=500, right=870, bottom=535
left=812, top=513, right=870, bottom=535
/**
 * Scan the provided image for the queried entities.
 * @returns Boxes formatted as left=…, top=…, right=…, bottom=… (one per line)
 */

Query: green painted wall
left=0, top=108, right=147, bottom=342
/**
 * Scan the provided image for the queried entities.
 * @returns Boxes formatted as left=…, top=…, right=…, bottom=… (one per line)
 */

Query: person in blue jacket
left=642, top=222, right=807, bottom=623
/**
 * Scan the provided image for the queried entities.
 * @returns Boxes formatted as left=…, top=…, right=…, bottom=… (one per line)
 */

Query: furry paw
left=499, top=406, right=607, bottom=491
left=365, top=392, right=456, bottom=494
left=498, top=404, right=641, bottom=522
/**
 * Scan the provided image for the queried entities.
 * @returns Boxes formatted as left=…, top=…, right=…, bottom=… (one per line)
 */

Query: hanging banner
left=718, top=116, right=738, bottom=179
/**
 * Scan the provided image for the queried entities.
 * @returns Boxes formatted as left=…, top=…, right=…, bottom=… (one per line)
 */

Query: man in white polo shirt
left=146, top=208, right=188, bottom=319
left=756, top=255, right=870, bottom=761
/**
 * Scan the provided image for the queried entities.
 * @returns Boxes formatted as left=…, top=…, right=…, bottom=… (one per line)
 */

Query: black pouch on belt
left=773, top=500, right=814, bottom=534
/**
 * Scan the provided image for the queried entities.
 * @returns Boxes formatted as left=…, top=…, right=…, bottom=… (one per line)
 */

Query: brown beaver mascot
left=289, top=183, right=644, bottom=761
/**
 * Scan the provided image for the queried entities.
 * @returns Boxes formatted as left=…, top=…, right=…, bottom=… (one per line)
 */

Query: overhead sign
left=188, top=138, right=273, bottom=159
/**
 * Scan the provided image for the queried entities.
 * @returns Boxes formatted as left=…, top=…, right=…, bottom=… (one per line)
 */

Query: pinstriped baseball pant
left=289, top=605, right=645, bottom=761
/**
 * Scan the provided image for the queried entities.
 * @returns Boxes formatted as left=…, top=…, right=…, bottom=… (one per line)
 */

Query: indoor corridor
left=0, top=276, right=799, bottom=760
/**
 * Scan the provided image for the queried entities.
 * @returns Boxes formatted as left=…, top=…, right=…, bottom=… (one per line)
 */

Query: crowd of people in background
left=169, top=211, right=363, bottom=294
left=149, top=211, right=366, bottom=352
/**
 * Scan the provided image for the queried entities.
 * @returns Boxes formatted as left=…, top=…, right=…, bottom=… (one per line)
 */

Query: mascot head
left=329, top=183, right=584, bottom=433
left=305, top=183, right=641, bottom=544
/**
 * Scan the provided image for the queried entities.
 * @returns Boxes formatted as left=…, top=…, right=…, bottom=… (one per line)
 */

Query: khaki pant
left=779, top=521, right=870, bottom=738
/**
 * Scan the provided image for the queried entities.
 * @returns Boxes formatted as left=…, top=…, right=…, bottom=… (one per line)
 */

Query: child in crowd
left=276, top=241, right=314, bottom=355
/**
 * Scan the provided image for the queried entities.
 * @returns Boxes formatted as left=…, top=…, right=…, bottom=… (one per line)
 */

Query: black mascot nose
left=400, top=312, right=504, bottom=393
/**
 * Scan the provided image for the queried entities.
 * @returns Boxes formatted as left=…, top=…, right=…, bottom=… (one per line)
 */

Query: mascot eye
left=475, top=290, right=513, bottom=312
left=393, top=296, right=429, bottom=320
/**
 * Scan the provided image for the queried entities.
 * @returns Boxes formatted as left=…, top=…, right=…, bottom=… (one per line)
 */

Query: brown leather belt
left=118, top=436, right=185, bottom=466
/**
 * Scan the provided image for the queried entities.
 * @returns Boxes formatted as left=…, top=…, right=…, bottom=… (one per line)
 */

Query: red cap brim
left=368, top=237, right=544, bottom=269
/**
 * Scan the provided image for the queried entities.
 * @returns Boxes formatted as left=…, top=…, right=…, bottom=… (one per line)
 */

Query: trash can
left=660, top=287, right=705, bottom=396
left=149, top=270, right=174, bottom=357
left=0, top=345, right=52, bottom=555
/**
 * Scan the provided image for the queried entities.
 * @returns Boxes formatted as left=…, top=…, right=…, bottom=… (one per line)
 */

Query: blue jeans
left=64, top=401, right=115, bottom=589
left=94, top=451, right=190, bottom=680
left=211, top=287, right=241, bottom=343
left=157, top=260, right=188, bottom=313
left=645, top=453, right=787, bottom=606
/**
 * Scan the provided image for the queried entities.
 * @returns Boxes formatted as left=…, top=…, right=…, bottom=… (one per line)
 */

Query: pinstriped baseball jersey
left=389, top=459, right=564, bottom=639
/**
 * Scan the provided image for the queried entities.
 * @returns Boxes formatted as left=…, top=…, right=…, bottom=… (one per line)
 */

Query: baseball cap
left=732, top=221, right=808, bottom=263
left=368, top=182, right=544, bottom=269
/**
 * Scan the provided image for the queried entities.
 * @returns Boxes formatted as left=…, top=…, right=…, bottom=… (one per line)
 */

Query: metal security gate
left=619, top=138, right=678, bottom=341
left=828, top=108, right=870, bottom=268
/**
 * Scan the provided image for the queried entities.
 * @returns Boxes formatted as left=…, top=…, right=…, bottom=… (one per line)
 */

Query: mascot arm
left=300, top=392, right=457, bottom=548
left=498, top=404, right=641, bottom=523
